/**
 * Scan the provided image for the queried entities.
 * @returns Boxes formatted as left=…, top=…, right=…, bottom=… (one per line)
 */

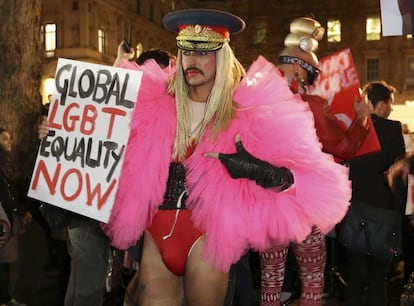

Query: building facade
left=40, top=0, right=414, bottom=108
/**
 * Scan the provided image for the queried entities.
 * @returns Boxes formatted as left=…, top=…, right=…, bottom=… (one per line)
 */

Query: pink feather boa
left=104, top=56, right=351, bottom=272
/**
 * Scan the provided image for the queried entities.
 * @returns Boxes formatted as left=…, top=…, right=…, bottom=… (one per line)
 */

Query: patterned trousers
left=260, top=226, right=326, bottom=306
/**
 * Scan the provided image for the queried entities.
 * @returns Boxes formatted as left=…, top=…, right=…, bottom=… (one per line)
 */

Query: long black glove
left=218, top=139, right=294, bottom=190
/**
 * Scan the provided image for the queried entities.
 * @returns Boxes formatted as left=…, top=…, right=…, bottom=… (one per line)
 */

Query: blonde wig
left=168, top=43, right=245, bottom=161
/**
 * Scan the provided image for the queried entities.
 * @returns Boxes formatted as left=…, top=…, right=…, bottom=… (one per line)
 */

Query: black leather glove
left=218, top=139, right=294, bottom=190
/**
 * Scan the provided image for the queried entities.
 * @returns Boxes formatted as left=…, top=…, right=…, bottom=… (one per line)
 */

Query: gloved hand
left=217, top=139, right=294, bottom=190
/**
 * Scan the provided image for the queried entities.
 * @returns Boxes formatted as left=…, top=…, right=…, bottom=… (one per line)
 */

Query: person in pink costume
left=103, top=9, right=351, bottom=306
left=260, top=17, right=371, bottom=306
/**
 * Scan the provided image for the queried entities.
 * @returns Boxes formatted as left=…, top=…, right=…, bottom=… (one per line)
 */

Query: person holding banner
left=105, top=9, right=352, bottom=306
left=37, top=48, right=178, bottom=306
left=37, top=120, right=110, bottom=306
left=260, top=17, right=372, bottom=306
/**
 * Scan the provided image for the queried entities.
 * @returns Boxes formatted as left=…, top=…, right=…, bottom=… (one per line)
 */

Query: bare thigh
left=137, top=232, right=183, bottom=306
left=184, top=236, right=229, bottom=306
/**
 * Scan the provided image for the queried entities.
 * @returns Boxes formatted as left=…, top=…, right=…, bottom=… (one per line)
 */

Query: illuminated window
left=42, top=23, right=56, bottom=57
left=327, top=19, right=341, bottom=42
left=98, top=28, right=105, bottom=53
left=366, top=58, right=379, bottom=81
left=41, top=78, right=55, bottom=105
left=407, top=57, right=414, bottom=88
left=366, top=17, right=381, bottom=41
left=254, top=21, right=267, bottom=45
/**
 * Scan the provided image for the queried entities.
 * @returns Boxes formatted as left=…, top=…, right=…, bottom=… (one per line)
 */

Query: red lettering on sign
left=48, top=99, right=62, bottom=130
left=80, top=104, right=97, bottom=135
left=31, top=159, right=60, bottom=195
left=63, top=103, right=80, bottom=132
left=85, top=173, right=117, bottom=210
left=60, top=168, right=83, bottom=201
left=31, top=159, right=116, bottom=210
left=102, top=107, right=126, bottom=139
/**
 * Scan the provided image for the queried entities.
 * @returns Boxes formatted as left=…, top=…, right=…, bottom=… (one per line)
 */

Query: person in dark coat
left=345, top=81, right=406, bottom=306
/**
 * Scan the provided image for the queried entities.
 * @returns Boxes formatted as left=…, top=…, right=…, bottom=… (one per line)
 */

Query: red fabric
left=178, top=25, right=230, bottom=39
left=147, top=210, right=203, bottom=276
left=281, top=69, right=369, bottom=161
left=303, top=94, right=369, bottom=161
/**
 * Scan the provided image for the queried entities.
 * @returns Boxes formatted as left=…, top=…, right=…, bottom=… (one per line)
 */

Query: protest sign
left=28, top=58, right=142, bottom=223
left=308, top=48, right=381, bottom=160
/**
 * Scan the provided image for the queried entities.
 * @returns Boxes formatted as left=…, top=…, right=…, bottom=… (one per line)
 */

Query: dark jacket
left=0, top=169, right=27, bottom=229
left=349, top=114, right=406, bottom=209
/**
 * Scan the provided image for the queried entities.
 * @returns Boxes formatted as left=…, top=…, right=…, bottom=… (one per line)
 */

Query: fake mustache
left=184, top=67, right=204, bottom=76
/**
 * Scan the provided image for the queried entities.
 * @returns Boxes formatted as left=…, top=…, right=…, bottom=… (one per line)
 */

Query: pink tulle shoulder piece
left=184, top=56, right=351, bottom=271
left=235, top=55, right=291, bottom=107
left=104, top=56, right=351, bottom=272
left=103, top=59, right=177, bottom=249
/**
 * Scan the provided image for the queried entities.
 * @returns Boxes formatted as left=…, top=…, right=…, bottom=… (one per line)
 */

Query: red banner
left=308, top=48, right=381, bottom=160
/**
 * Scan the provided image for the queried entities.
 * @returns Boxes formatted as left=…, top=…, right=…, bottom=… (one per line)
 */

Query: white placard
left=28, top=58, right=142, bottom=223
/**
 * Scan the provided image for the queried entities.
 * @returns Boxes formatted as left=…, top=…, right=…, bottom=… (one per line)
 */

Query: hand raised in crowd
left=354, top=96, right=371, bottom=127
left=387, top=157, right=410, bottom=190
left=114, top=41, right=135, bottom=66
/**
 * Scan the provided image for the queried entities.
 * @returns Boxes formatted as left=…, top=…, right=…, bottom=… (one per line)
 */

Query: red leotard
left=146, top=141, right=203, bottom=276
left=147, top=210, right=203, bottom=276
